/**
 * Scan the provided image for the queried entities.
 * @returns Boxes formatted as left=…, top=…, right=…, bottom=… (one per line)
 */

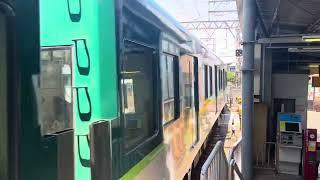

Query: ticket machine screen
left=285, top=122, right=300, bottom=132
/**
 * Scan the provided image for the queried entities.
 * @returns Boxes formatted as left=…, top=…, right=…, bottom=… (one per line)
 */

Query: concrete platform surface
left=254, top=169, right=302, bottom=180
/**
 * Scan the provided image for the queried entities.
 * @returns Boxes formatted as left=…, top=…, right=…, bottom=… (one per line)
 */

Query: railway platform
left=232, top=0, right=320, bottom=179
left=254, top=169, right=303, bottom=180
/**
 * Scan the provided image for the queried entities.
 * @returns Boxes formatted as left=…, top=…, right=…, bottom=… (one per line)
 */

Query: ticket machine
left=277, top=113, right=303, bottom=175
left=304, top=129, right=318, bottom=180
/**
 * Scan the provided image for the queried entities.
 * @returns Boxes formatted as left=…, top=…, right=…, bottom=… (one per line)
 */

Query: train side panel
left=40, top=0, right=118, bottom=179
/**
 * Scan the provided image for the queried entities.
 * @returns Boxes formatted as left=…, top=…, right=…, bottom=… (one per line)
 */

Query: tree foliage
left=227, top=72, right=236, bottom=84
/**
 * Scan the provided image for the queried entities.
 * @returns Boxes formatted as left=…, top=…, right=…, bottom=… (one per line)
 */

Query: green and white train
left=0, top=0, right=228, bottom=179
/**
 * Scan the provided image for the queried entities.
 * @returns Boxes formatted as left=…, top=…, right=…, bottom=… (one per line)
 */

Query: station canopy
left=237, top=0, right=320, bottom=73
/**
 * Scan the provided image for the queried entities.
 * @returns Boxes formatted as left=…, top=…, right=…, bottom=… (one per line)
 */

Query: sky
left=154, top=0, right=239, bottom=63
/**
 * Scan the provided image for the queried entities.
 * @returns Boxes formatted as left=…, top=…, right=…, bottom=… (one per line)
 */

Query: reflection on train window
left=161, top=54, right=179, bottom=124
left=39, top=47, right=73, bottom=135
left=204, top=65, right=208, bottom=99
left=122, top=79, right=135, bottom=114
left=122, top=41, right=156, bottom=150
left=184, top=61, right=192, bottom=108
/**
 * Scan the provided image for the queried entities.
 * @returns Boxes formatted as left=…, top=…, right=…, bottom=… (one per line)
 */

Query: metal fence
left=228, top=139, right=243, bottom=180
left=200, top=141, right=228, bottom=180
left=200, top=140, right=244, bottom=180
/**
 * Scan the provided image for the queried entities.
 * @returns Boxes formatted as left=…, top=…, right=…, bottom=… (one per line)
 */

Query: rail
left=228, top=138, right=244, bottom=180
left=200, top=139, right=244, bottom=180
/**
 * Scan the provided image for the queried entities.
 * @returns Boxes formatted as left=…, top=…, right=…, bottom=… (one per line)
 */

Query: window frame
left=120, top=39, right=160, bottom=152
left=161, top=52, right=180, bottom=125
left=160, top=38, right=181, bottom=126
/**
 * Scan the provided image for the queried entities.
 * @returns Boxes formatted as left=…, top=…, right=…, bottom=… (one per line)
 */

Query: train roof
left=131, top=0, right=225, bottom=65
left=132, top=0, right=190, bottom=42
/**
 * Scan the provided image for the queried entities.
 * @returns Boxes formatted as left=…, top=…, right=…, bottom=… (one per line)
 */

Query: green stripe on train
left=120, top=144, right=166, bottom=180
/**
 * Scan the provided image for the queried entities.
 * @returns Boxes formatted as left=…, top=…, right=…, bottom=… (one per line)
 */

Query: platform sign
left=312, top=77, right=320, bottom=87
left=278, top=113, right=302, bottom=122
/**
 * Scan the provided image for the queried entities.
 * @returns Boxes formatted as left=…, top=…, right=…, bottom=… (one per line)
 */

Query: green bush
left=227, top=72, right=236, bottom=84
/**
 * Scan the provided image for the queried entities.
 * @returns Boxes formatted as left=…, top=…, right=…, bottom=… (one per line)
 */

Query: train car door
left=38, top=47, right=75, bottom=180
left=181, top=55, right=199, bottom=146
left=214, top=66, right=218, bottom=112
left=193, top=57, right=200, bottom=143
left=0, top=12, right=8, bottom=180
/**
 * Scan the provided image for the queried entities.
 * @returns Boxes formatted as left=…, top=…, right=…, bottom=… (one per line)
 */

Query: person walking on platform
left=231, top=122, right=236, bottom=138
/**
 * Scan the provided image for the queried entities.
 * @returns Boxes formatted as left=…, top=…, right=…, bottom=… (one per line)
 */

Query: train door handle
left=67, top=0, right=82, bottom=22
left=75, top=87, right=92, bottom=121
left=73, top=39, right=91, bottom=76
left=77, top=135, right=90, bottom=167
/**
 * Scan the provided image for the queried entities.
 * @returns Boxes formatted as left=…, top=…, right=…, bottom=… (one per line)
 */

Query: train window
left=209, top=66, right=213, bottom=96
left=214, top=66, right=218, bottom=97
left=184, top=61, right=192, bottom=108
left=219, top=70, right=222, bottom=90
left=222, top=70, right=227, bottom=90
left=39, top=47, right=73, bottom=135
left=221, top=70, right=223, bottom=90
left=122, top=79, right=135, bottom=113
left=161, top=39, right=179, bottom=56
left=122, top=41, right=157, bottom=150
left=162, top=40, right=169, bottom=52
left=204, top=65, right=208, bottom=99
left=161, top=53, right=180, bottom=124
left=226, top=71, right=228, bottom=88
left=218, top=70, right=220, bottom=91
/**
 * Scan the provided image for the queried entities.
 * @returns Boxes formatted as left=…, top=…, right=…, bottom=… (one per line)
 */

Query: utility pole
left=242, top=0, right=256, bottom=179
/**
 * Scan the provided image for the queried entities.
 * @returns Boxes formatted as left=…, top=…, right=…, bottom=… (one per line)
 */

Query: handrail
left=200, top=139, right=244, bottom=180
left=229, top=159, right=244, bottom=180
left=227, top=137, right=242, bottom=161
left=200, top=141, right=228, bottom=180
left=228, top=138, right=243, bottom=180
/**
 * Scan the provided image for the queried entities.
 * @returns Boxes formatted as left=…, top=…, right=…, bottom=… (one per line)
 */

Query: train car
left=1, top=0, right=228, bottom=179
left=0, top=0, right=41, bottom=180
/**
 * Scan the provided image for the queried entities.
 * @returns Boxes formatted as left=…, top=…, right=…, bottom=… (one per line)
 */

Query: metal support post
left=241, top=0, right=256, bottom=179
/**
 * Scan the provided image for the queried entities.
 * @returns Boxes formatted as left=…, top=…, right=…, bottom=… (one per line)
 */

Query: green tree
left=227, top=72, right=236, bottom=84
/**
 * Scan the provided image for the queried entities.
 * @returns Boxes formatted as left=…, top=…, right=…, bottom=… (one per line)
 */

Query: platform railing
left=200, top=140, right=244, bottom=180
left=228, top=138, right=243, bottom=180
left=200, top=141, right=228, bottom=180
left=228, top=159, right=244, bottom=180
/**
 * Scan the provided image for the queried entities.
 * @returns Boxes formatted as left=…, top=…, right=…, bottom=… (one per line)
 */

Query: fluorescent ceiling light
left=288, top=47, right=320, bottom=52
left=302, top=35, right=320, bottom=42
